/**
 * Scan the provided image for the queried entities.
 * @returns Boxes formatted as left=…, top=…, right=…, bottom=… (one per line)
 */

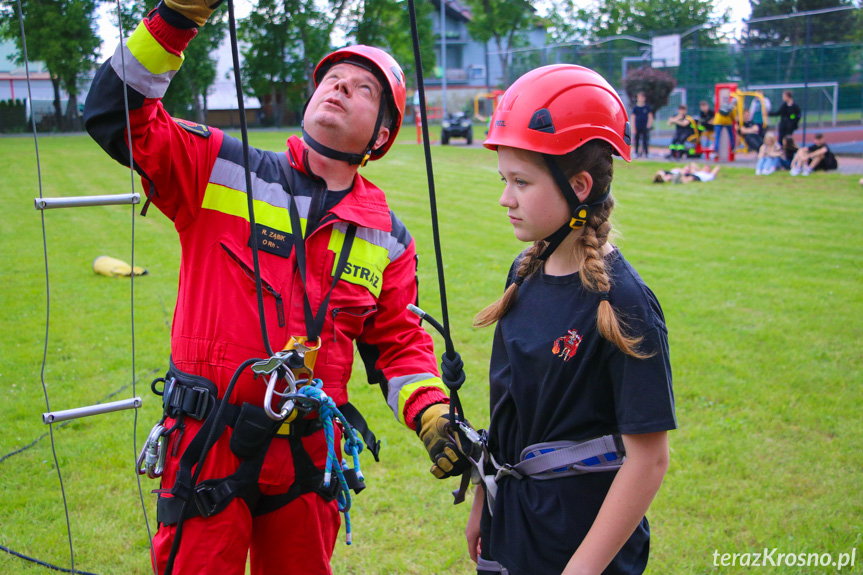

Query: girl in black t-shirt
left=468, top=65, right=676, bottom=575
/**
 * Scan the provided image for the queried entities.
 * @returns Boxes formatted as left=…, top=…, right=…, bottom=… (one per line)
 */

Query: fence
left=504, top=41, right=862, bottom=129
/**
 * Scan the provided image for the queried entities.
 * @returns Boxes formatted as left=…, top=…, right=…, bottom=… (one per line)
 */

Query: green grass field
left=1, top=128, right=861, bottom=574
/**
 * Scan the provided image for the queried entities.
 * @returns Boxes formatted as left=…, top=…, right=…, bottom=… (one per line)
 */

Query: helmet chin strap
left=538, top=154, right=610, bottom=262
left=301, top=93, right=387, bottom=167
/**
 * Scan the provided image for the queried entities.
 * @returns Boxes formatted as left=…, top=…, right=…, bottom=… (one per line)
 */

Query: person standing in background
left=631, top=92, right=653, bottom=158
left=769, top=90, right=802, bottom=145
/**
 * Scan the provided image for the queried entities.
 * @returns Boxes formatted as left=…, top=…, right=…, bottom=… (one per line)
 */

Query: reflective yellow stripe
left=328, top=228, right=389, bottom=297
left=398, top=378, right=447, bottom=424
left=202, top=183, right=295, bottom=232
left=126, top=21, right=184, bottom=75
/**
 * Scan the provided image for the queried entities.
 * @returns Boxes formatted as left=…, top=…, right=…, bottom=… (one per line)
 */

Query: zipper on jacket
left=220, top=243, right=285, bottom=327
left=331, top=306, right=377, bottom=344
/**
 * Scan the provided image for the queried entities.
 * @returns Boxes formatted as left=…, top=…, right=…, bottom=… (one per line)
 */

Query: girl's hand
left=466, top=484, right=485, bottom=563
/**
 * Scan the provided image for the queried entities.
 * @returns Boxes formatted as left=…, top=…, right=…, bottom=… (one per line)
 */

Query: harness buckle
left=163, top=378, right=212, bottom=421
left=192, top=479, right=233, bottom=519
left=494, top=464, right=523, bottom=482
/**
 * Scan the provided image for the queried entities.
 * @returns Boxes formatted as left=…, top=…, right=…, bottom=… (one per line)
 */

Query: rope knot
left=441, top=351, right=466, bottom=392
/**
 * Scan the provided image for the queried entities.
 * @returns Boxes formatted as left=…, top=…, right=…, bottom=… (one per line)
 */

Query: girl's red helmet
left=484, top=64, right=631, bottom=162
left=313, top=46, right=407, bottom=159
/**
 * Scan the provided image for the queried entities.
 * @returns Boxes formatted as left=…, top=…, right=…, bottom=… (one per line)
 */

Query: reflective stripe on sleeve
left=388, top=374, right=448, bottom=424
left=111, top=22, right=183, bottom=99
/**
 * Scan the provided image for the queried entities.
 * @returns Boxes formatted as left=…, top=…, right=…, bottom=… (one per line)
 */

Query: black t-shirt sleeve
left=608, top=325, right=676, bottom=434
left=605, top=264, right=676, bottom=435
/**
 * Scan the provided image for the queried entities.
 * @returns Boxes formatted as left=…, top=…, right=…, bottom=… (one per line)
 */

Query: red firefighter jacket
left=83, top=11, right=448, bottom=430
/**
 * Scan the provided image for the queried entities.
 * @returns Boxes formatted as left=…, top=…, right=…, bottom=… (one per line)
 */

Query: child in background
left=666, top=104, right=694, bottom=159
left=654, top=163, right=721, bottom=184
left=779, top=136, right=798, bottom=171
left=756, top=131, right=783, bottom=175
left=630, top=92, right=653, bottom=158
left=467, top=64, right=676, bottom=575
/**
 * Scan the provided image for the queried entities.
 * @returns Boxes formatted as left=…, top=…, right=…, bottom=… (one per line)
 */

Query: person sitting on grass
left=653, top=163, right=721, bottom=184
left=756, top=131, right=783, bottom=176
left=666, top=105, right=695, bottom=159
left=790, top=133, right=838, bottom=176
left=738, top=109, right=764, bottom=153
left=779, top=136, right=798, bottom=171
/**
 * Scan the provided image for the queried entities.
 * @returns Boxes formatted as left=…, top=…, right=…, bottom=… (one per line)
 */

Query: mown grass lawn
left=1, top=128, right=861, bottom=574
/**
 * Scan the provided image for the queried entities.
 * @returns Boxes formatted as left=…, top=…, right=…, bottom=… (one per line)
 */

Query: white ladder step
left=34, top=193, right=141, bottom=211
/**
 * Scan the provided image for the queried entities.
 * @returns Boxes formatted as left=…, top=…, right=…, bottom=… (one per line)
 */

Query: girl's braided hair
left=473, top=140, right=650, bottom=358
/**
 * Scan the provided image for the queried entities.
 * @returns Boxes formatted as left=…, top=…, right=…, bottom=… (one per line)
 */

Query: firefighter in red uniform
left=84, top=1, right=470, bottom=573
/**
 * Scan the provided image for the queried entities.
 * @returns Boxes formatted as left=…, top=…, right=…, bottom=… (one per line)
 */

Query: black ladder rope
left=3, top=1, right=153, bottom=573
left=406, top=0, right=467, bottom=421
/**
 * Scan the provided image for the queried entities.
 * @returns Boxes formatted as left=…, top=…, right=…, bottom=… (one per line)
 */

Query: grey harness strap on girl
left=479, top=434, right=625, bottom=515
left=497, top=435, right=624, bottom=481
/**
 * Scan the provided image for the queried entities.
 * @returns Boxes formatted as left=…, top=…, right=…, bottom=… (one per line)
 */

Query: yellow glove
left=93, top=255, right=148, bottom=277
left=163, top=0, right=224, bottom=27
left=416, top=403, right=472, bottom=479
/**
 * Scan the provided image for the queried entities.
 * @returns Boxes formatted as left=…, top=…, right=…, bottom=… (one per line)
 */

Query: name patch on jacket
left=174, top=118, right=211, bottom=138
left=249, top=223, right=293, bottom=258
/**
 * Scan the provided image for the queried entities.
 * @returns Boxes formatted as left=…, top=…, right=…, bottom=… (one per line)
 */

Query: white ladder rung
left=34, top=193, right=141, bottom=211
left=42, top=397, right=142, bottom=424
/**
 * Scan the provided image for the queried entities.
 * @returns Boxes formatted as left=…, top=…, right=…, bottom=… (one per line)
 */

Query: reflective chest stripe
left=202, top=175, right=394, bottom=297
left=202, top=182, right=295, bottom=234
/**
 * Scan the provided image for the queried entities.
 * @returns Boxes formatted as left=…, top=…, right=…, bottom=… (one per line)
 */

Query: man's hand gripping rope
left=408, top=304, right=485, bottom=504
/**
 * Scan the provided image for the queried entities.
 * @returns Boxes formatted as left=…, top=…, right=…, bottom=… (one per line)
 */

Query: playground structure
left=474, top=90, right=505, bottom=136
left=680, top=82, right=772, bottom=162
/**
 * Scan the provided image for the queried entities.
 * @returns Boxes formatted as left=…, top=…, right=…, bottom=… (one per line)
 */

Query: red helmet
left=484, top=64, right=631, bottom=162
left=313, top=45, right=407, bottom=159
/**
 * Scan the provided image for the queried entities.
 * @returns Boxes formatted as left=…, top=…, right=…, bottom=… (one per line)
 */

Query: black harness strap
left=287, top=190, right=357, bottom=342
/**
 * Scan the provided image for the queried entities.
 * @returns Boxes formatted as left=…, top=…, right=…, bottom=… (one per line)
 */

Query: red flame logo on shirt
left=552, top=329, right=582, bottom=362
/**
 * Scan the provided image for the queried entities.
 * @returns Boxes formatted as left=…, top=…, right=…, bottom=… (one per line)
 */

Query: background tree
left=623, top=66, right=677, bottom=114
left=746, top=0, right=857, bottom=84
left=239, top=0, right=351, bottom=126
left=541, top=0, right=590, bottom=45
left=748, top=0, right=856, bottom=46
left=540, top=0, right=730, bottom=88
left=348, top=0, right=436, bottom=93
left=0, top=0, right=101, bottom=131
left=463, top=0, right=536, bottom=86
left=575, top=0, right=729, bottom=44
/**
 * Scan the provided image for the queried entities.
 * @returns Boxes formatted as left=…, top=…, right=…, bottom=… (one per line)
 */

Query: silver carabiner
left=264, top=369, right=298, bottom=421
left=136, top=423, right=167, bottom=479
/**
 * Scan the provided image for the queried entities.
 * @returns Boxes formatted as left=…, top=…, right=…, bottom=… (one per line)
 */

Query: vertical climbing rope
left=15, top=0, right=76, bottom=569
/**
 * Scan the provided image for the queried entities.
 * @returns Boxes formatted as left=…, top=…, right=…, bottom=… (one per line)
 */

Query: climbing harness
left=476, top=435, right=625, bottom=514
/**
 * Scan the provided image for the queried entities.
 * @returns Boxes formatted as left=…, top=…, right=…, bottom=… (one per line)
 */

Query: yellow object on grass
left=93, top=255, right=148, bottom=277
